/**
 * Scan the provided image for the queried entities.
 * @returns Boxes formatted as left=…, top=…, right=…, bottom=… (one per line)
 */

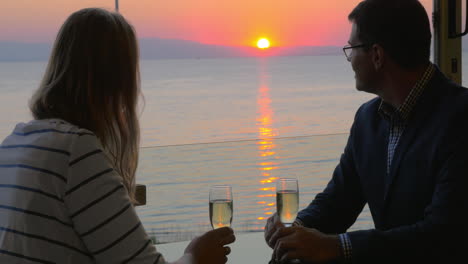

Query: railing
left=134, top=133, right=373, bottom=244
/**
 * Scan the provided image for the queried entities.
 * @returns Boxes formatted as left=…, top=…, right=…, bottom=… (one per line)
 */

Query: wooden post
left=135, top=184, right=146, bottom=206
left=433, top=0, right=462, bottom=84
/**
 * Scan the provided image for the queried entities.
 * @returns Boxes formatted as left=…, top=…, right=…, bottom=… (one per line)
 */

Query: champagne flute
left=276, top=178, right=300, bottom=263
left=276, top=178, right=299, bottom=227
left=209, top=185, right=233, bottom=229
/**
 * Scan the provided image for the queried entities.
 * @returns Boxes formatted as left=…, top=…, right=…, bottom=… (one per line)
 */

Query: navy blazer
left=297, top=66, right=468, bottom=263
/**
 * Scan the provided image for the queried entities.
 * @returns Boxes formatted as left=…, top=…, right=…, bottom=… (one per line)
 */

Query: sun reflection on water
left=256, top=61, right=280, bottom=225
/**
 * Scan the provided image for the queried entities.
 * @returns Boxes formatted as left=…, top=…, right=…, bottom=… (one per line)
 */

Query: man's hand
left=270, top=226, right=342, bottom=263
left=264, top=213, right=285, bottom=249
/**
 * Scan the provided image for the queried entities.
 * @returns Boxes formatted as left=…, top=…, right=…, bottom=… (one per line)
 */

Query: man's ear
left=371, top=44, right=385, bottom=70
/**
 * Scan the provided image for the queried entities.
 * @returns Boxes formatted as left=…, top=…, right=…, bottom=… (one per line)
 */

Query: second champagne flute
left=209, top=185, right=233, bottom=229
left=276, top=178, right=300, bottom=264
left=276, top=178, right=299, bottom=227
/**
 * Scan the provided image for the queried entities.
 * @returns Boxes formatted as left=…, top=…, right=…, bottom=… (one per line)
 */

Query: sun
left=257, top=38, right=270, bottom=49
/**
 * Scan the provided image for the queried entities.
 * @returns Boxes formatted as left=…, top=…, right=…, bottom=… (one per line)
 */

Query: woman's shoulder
left=3, top=119, right=100, bottom=150
left=13, top=119, right=94, bottom=136
left=4, top=119, right=107, bottom=163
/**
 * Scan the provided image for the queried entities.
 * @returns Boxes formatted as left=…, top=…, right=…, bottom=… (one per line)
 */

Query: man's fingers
left=265, top=214, right=277, bottom=230
left=265, top=215, right=287, bottom=248
left=273, top=233, right=298, bottom=261
left=279, top=249, right=300, bottom=263
left=265, top=214, right=279, bottom=246
left=266, top=213, right=279, bottom=230
left=271, top=212, right=278, bottom=222
left=269, top=227, right=295, bottom=248
left=265, top=228, right=275, bottom=247
left=268, top=228, right=282, bottom=248
left=274, top=239, right=287, bottom=261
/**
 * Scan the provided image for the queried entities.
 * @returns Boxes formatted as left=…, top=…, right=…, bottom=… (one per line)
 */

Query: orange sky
left=0, top=0, right=433, bottom=47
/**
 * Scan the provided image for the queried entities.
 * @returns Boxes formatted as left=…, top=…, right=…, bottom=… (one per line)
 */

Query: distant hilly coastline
left=3, top=37, right=468, bottom=62
left=0, top=42, right=52, bottom=62
left=0, top=38, right=344, bottom=62
left=138, top=38, right=343, bottom=59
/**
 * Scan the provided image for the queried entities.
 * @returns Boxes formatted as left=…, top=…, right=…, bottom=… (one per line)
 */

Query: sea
left=3, top=54, right=462, bottom=243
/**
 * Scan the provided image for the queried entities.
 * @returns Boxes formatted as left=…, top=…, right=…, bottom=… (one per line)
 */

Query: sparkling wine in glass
left=276, top=178, right=299, bottom=227
left=209, top=185, right=233, bottom=229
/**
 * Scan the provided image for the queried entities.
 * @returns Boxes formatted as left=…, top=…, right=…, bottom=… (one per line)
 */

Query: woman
left=0, top=8, right=234, bottom=264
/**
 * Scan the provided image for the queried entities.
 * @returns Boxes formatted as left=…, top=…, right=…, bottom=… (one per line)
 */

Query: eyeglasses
left=343, top=44, right=367, bottom=61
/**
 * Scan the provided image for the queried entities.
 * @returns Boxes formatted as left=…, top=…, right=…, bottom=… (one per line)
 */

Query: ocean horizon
left=3, top=54, right=466, bottom=243
left=0, top=55, right=375, bottom=146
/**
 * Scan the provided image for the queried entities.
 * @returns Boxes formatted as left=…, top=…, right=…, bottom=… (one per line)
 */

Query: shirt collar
left=378, top=63, right=435, bottom=122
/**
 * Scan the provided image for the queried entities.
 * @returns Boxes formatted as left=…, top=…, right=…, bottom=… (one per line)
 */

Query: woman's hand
left=181, top=227, right=236, bottom=264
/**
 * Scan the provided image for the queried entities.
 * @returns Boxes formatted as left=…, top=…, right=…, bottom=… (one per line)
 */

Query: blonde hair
left=30, top=8, right=140, bottom=200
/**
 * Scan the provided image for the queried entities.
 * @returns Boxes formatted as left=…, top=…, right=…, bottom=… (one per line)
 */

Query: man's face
left=348, top=23, right=380, bottom=94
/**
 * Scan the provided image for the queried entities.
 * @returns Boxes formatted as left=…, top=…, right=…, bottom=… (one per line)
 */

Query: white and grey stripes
left=0, top=119, right=165, bottom=264
left=339, top=233, right=352, bottom=261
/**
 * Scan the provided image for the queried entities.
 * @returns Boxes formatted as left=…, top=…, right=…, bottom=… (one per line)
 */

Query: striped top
left=0, top=119, right=166, bottom=264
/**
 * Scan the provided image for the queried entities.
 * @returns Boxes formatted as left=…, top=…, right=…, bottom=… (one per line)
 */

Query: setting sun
left=257, top=38, right=270, bottom=49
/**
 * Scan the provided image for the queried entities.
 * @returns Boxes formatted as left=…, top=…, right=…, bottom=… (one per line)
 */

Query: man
left=264, top=0, right=468, bottom=263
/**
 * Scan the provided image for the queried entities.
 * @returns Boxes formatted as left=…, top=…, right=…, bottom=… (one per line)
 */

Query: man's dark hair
left=349, top=0, right=431, bottom=69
